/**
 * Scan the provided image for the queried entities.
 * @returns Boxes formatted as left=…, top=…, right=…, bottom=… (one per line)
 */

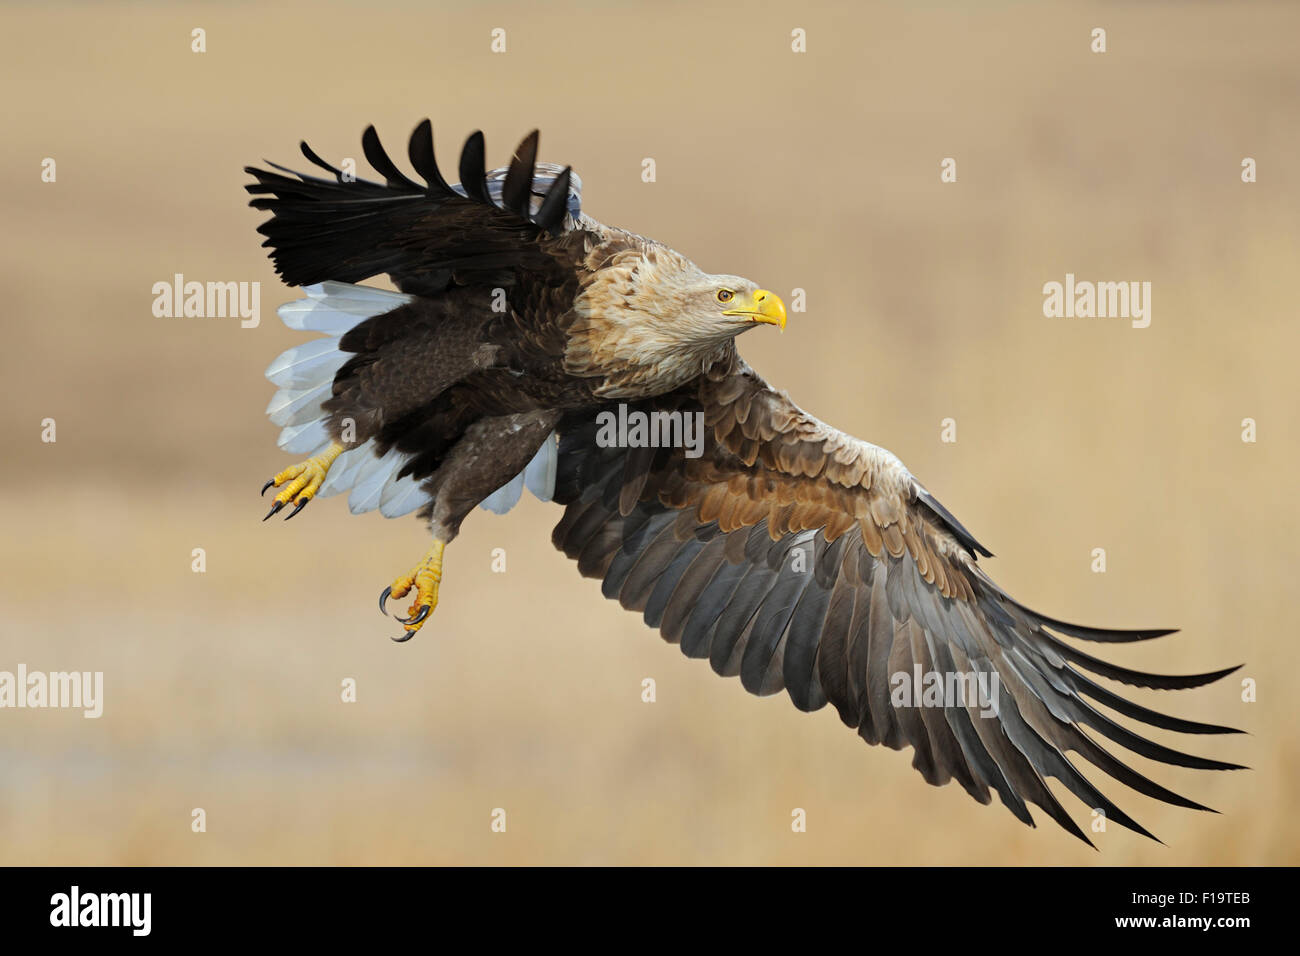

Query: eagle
left=245, top=120, right=1241, bottom=844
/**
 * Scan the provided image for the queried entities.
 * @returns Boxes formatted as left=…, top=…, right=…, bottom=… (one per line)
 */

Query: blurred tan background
left=2, top=0, right=1296, bottom=865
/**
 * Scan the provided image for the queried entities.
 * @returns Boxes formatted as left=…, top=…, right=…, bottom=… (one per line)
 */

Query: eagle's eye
left=717, top=289, right=734, bottom=303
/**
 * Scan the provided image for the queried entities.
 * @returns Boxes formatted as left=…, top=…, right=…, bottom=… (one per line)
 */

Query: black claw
left=260, top=478, right=275, bottom=496
left=262, top=500, right=285, bottom=521
left=378, top=586, right=393, bottom=616
left=391, top=630, right=415, bottom=643
left=407, top=604, right=431, bottom=627
left=284, top=498, right=309, bottom=520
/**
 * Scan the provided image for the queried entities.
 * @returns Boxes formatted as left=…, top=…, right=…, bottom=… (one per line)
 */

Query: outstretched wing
left=551, top=361, right=1243, bottom=844
left=244, top=119, right=590, bottom=296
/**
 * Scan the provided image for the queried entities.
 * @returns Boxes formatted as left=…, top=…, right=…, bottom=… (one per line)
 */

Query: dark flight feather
left=535, top=167, right=573, bottom=235
left=407, top=119, right=454, bottom=194
left=361, top=125, right=423, bottom=192
left=502, top=130, right=539, bottom=216
left=457, top=131, right=491, bottom=203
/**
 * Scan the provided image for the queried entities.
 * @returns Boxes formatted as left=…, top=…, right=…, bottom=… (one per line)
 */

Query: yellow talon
left=384, top=541, right=445, bottom=640
left=262, top=443, right=344, bottom=519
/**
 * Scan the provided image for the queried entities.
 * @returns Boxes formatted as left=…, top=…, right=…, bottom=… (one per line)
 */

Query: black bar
left=0, top=866, right=1279, bottom=941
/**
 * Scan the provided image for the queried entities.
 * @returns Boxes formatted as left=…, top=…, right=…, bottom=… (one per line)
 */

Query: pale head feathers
left=565, top=237, right=764, bottom=398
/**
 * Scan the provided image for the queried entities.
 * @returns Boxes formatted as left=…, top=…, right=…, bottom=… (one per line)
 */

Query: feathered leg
left=378, top=409, right=560, bottom=640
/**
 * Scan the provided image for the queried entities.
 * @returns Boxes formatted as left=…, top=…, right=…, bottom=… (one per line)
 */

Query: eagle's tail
left=264, top=281, right=556, bottom=518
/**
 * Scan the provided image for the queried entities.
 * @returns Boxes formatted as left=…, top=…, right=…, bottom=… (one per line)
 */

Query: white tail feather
left=379, top=469, right=426, bottom=518
left=477, top=431, right=559, bottom=514
left=348, top=447, right=408, bottom=515
left=479, top=469, right=525, bottom=515
left=266, top=382, right=331, bottom=427
left=277, top=419, right=331, bottom=455
left=265, top=337, right=347, bottom=389
left=523, top=432, right=558, bottom=502
left=276, top=282, right=414, bottom=333
left=318, top=440, right=374, bottom=498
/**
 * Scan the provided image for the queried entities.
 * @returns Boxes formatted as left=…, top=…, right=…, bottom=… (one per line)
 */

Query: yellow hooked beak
left=723, top=289, right=787, bottom=330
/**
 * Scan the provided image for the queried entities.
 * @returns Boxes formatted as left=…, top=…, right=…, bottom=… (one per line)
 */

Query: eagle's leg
left=261, top=442, right=345, bottom=520
left=377, top=409, right=561, bottom=641
left=381, top=540, right=445, bottom=641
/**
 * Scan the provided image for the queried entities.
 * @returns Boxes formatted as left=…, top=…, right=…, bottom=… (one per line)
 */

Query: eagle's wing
left=245, top=120, right=591, bottom=296
left=552, top=361, right=1243, bottom=844
left=246, top=123, right=608, bottom=516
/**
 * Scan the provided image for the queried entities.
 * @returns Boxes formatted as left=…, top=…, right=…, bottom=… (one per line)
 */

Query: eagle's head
left=567, top=243, right=786, bottom=397
left=676, top=273, right=787, bottom=337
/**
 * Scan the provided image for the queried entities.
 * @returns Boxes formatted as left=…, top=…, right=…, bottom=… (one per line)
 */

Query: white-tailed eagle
left=245, top=121, right=1241, bottom=844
